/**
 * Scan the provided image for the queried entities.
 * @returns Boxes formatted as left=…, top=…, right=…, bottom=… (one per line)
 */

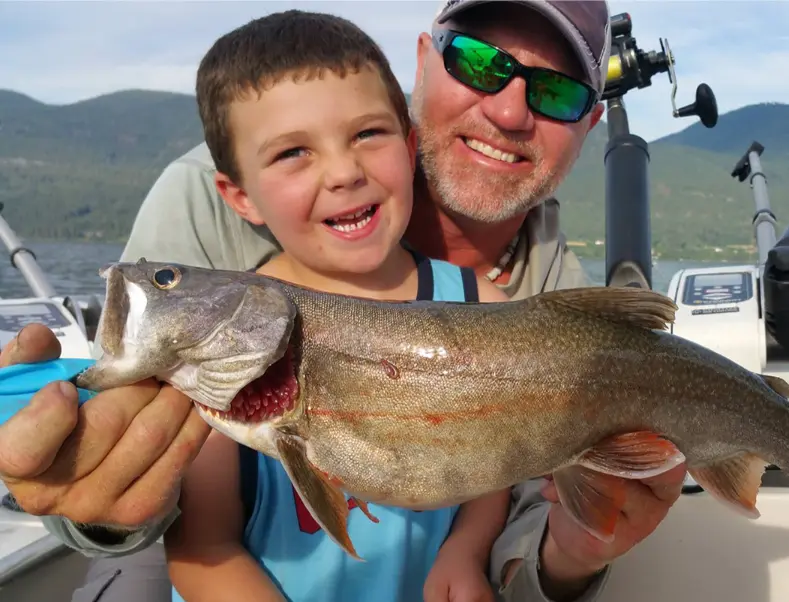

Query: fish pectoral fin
left=688, top=453, right=768, bottom=518
left=760, top=373, right=789, bottom=399
left=552, top=465, right=627, bottom=542
left=275, top=435, right=362, bottom=560
left=578, top=431, right=686, bottom=479
left=538, top=287, right=677, bottom=331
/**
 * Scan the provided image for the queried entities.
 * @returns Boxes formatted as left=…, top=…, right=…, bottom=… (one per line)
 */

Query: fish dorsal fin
left=761, top=373, right=789, bottom=399
left=538, top=286, right=677, bottom=331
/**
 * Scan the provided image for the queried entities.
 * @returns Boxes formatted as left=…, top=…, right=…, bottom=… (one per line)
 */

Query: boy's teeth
left=327, top=205, right=376, bottom=232
left=335, top=206, right=371, bottom=220
left=464, top=138, right=520, bottom=163
left=331, top=213, right=373, bottom=232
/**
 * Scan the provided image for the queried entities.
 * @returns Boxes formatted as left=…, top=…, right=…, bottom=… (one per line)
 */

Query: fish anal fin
left=688, top=452, right=768, bottom=519
left=579, top=431, right=686, bottom=479
left=275, top=435, right=362, bottom=560
left=552, top=465, right=627, bottom=543
left=539, top=286, right=677, bottom=331
left=760, top=374, right=789, bottom=399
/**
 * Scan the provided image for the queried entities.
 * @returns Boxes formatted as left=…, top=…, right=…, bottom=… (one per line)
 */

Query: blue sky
left=1, top=0, right=787, bottom=141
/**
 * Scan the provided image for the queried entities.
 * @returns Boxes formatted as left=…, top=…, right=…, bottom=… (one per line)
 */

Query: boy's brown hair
left=196, top=10, right=411, bottom=185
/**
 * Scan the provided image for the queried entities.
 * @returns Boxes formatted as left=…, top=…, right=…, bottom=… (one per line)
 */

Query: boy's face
left=217, top=65, right=417, bottom=276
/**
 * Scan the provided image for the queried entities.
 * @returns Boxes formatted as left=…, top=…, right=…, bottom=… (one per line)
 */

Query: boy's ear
left=406, top=127, right=418, bottom=173
left=215, top=172, right=265, bottom=225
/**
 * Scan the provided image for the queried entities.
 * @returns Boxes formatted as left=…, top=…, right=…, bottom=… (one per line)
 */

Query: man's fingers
left=639, top=463, right=688, bottom=502
left=112, top=407, right=210, bottom=527
left=0, top=324, right=61, bottom=368
left=82, top=386, right=195, bottom=503
left=540, top=477, right=559, bottom=503
left=0, top=381, right=79, bottom=480
left=37, top=379, right=163, bottom=484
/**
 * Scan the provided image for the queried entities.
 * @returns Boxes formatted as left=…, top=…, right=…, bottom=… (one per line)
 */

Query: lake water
left=0, top=240, right=734, bottom=298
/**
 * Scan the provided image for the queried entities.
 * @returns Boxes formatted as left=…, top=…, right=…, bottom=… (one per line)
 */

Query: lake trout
left=76, top=259, right=789, bottom=559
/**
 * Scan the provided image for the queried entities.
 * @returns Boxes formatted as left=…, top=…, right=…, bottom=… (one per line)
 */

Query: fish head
left=78, top=258, right=298, bottom=413
left=96, top=259, right=249, bottom=357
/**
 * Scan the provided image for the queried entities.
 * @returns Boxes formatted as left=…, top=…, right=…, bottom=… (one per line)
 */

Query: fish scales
left=76, top=259, right=789, bottom=559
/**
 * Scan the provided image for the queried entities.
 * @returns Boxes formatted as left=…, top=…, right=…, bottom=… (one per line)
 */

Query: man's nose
left=479, top=77, right=535, bottom=133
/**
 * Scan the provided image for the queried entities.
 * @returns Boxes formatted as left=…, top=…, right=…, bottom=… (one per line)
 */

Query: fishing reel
left=601, top=12, right=719, bottom=128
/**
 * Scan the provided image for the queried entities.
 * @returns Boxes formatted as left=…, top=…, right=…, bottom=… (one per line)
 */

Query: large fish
left=76, top=259, right=789, bottom=559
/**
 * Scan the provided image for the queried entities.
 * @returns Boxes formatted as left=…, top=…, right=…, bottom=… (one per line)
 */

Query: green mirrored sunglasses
left=431, top=30, right=596, bottom=123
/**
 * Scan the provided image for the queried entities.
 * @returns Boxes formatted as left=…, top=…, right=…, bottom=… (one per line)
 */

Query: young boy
left=164, top=10, right=511, bottom=602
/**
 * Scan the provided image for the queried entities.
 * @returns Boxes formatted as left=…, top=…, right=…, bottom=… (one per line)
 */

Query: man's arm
left=40, top=148, right=232, bottom=556
left=489, top=481, right=609, bottom=602
left=41, top=510, right=180, bottom=558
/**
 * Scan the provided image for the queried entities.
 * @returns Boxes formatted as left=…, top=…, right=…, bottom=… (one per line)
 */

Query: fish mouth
left=96, top=264, right=147, bottom=358
left=193, top=344, right=300, bottom=424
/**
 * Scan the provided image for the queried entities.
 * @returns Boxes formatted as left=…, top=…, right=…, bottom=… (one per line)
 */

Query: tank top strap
left=408, top=249, right=478, bottom=302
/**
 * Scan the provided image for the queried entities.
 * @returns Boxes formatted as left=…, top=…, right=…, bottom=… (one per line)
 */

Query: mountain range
left=1, top=88, right=787, bottom=261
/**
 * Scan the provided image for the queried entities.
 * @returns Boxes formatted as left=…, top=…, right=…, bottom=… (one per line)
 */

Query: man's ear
left=414, top=32, right=432, bottom=86
left=406, top=128, right=418, bottom=173
left=215, top=172, right=265, bottom=225
left=587, top=102, right=605, bottom=132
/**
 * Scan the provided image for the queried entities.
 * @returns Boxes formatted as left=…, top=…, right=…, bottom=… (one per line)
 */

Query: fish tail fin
left=552, top=431, right=686, bottom=542
left=538, top=286, right=677, bottom=331
left=688, top=453, right=768, bottom=519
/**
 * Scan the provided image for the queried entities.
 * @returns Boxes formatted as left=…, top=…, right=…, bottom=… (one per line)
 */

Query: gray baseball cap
left=433, top=0, right=612, bottom=98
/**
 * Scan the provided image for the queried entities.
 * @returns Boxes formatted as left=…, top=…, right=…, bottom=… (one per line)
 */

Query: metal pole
left=0, top=213, right=57, bottom=298
left=604, top=96, right=652, bottom=290
left=747, top=149, right=776, bottom=266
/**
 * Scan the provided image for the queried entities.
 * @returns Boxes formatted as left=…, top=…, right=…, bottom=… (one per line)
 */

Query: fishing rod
left=601, top=12, right=719, bottom=290
left=0, top=202, right=57, bottom=299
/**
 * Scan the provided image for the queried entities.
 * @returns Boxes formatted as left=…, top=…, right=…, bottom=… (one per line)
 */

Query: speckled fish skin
left=78, top=259, right=789, bottom=559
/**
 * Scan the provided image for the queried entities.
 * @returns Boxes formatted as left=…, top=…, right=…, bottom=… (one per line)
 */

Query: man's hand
left=502, top=465, right=687, bottom=601
left=0, top=323, right=211, bottom=529
left=424, top=535, right=496, bottom=602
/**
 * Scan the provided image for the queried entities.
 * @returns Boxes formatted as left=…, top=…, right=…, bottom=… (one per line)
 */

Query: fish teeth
left=464, top=138, right=520, bottom=164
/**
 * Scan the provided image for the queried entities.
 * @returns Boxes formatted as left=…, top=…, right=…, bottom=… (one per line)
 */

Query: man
left=0, top=2, right=687, bottom=601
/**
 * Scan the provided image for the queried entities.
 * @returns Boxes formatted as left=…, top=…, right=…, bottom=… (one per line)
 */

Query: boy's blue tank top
left=172, top=253, right=479, bottom=602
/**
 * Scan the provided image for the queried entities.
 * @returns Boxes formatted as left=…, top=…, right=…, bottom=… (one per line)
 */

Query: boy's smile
left=216, top=65, right=417, bottom=283
left=323, top=203, right=381, bottom=239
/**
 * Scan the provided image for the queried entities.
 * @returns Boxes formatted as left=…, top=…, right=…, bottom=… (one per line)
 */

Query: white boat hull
left=603, top=484, right=789, bottom=601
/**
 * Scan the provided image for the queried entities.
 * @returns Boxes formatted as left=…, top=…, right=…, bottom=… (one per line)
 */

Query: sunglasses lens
left=444, top=35, right=514, bottom=93
left=529, top=70, right=592, bottom=122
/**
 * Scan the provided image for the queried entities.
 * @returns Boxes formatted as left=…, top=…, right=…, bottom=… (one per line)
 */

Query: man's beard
left=411, top=80, right=576, bottom=224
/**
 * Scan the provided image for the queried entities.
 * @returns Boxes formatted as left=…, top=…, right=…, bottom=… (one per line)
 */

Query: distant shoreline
left=16, top=236, right=757, bottom=264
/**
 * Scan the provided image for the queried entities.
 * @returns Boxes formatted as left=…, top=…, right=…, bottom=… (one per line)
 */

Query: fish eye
left=152, top=267, right=181, bottom=289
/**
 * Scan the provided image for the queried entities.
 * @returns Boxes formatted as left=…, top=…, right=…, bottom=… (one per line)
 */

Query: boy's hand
left=424, top=541, right=495, bottom=602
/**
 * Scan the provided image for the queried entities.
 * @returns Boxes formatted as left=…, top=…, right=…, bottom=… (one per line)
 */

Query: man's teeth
left=464, top=138, right=520, bottom=164
left=328, top=206, right=375, bottom=232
